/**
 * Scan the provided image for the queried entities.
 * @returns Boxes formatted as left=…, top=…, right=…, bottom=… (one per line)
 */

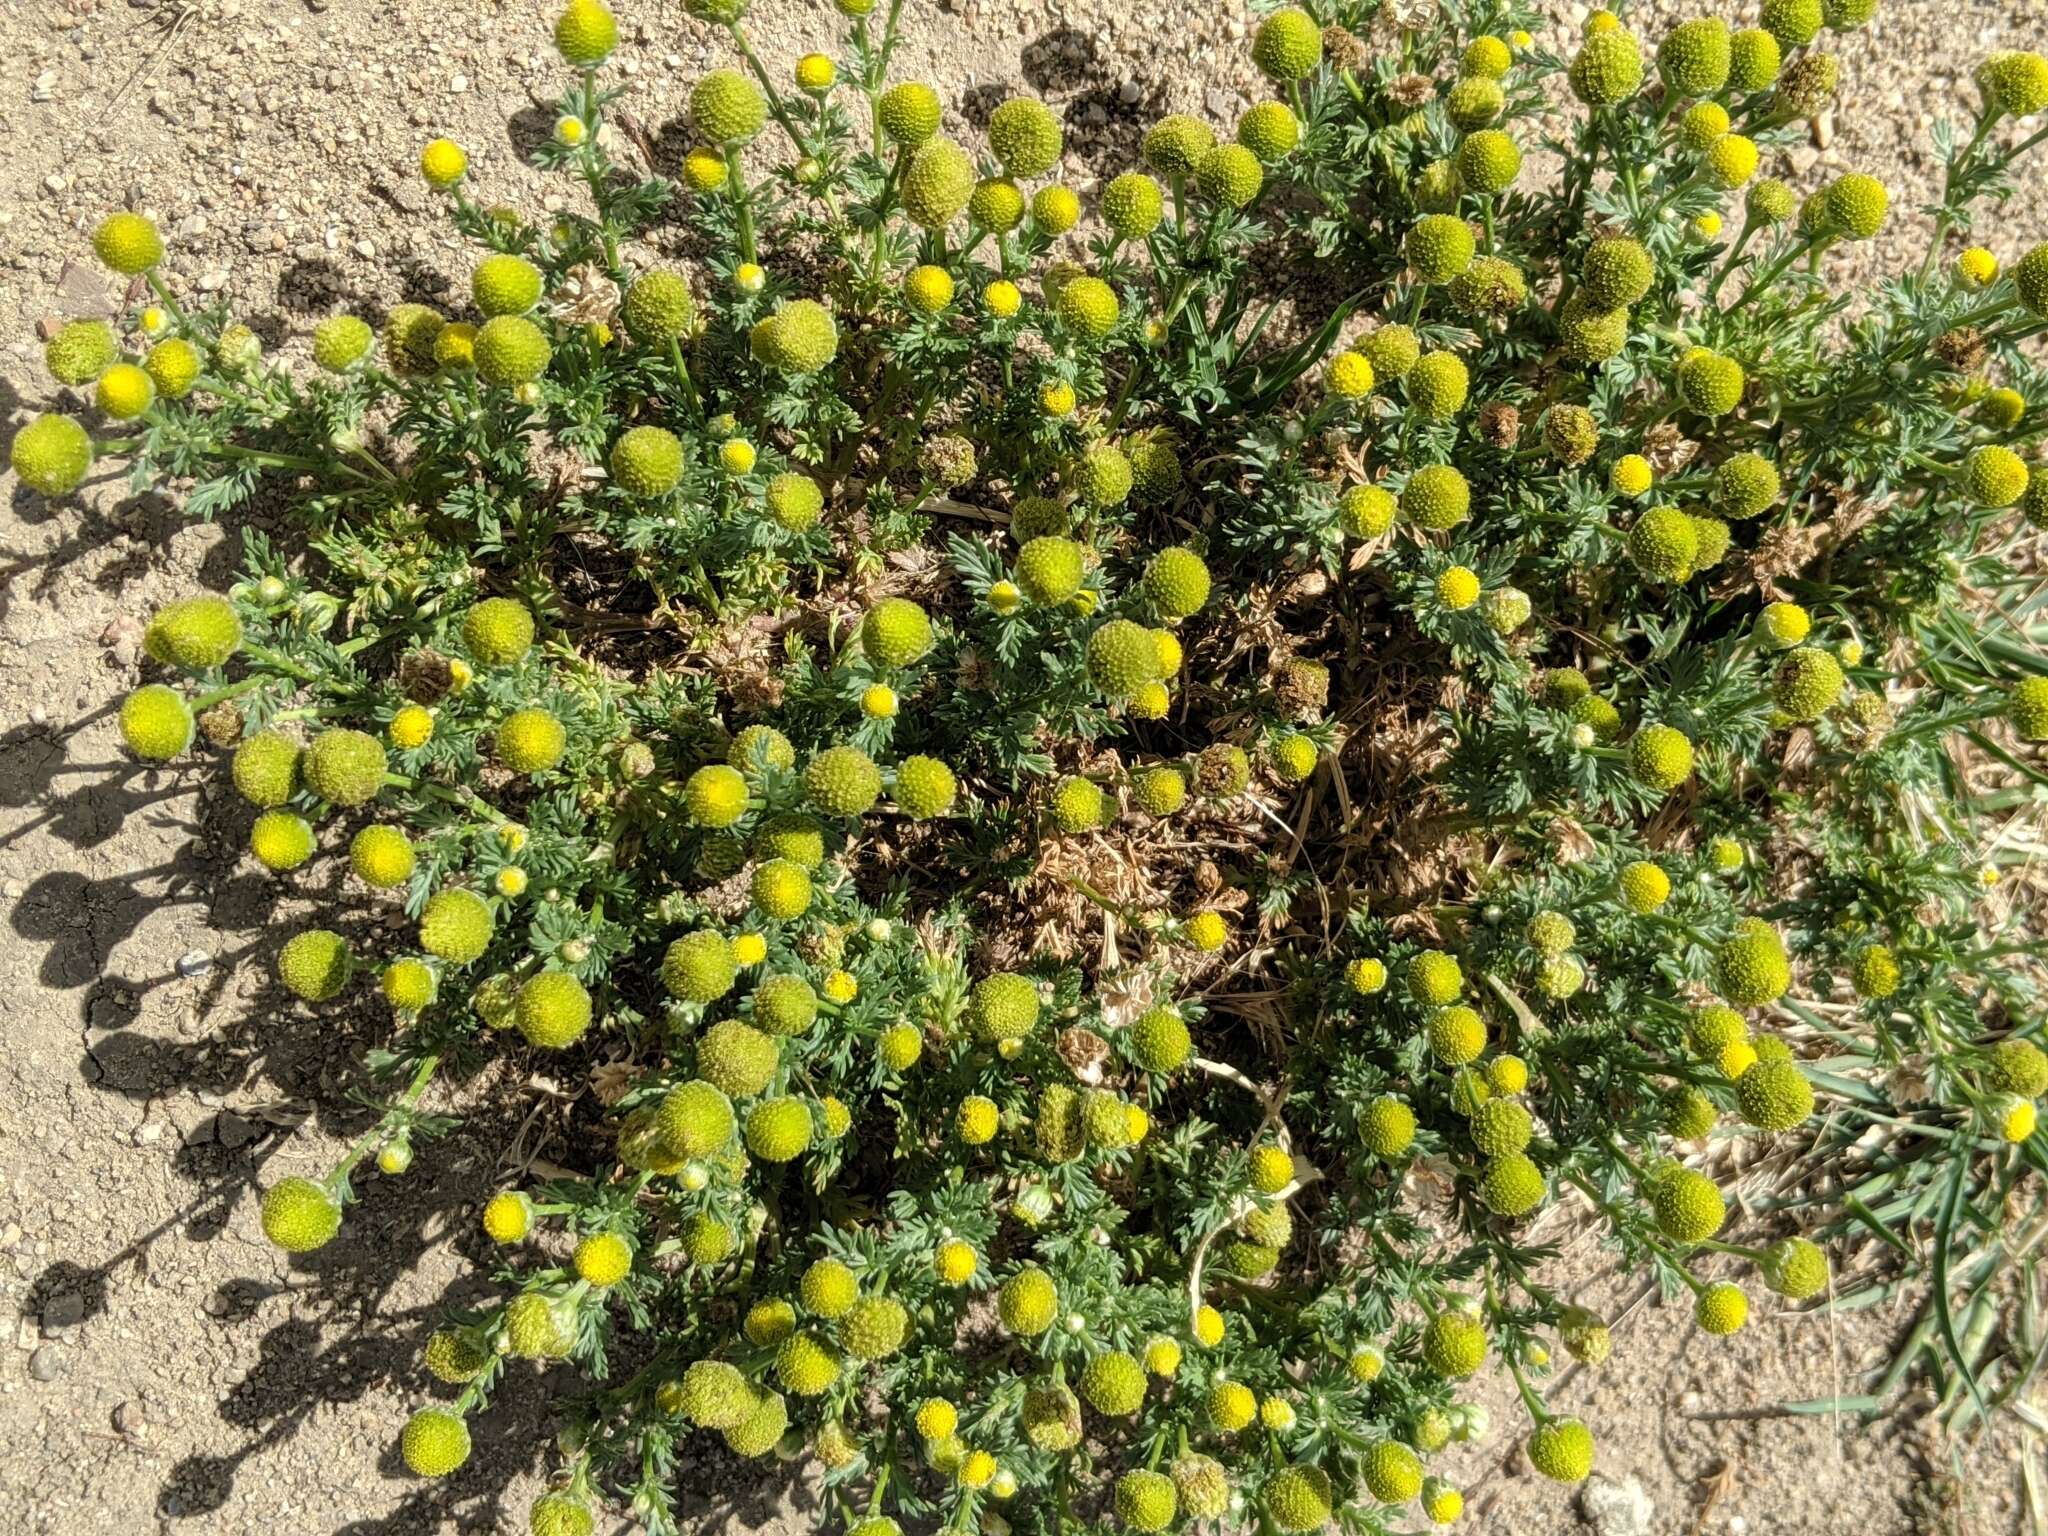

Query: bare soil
left=0, top=0, right=2041, bottom=1532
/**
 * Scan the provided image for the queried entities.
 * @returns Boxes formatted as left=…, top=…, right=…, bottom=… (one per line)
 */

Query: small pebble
left=28, top=1345, right=65, bottom=1382
left=177, top=949, right=213, bottom=978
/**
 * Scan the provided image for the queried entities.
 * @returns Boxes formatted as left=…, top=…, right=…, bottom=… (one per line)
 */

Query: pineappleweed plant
left=14, top=0, right=2048, bottom=1529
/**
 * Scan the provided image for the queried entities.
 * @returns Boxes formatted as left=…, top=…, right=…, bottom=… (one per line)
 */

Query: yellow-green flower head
left=1606, top=453, right=1653, bottom=500
left=699, top=1018, right=779, bottom=1098
left=1759, top=0, right=1822, bottom=46
left=1406, top=351, right=1471, bottom=422
left=1479, top=586, right=1531, bottom=635
left=45, top=319, right=118, bottom=386
left=792, top=51, right=835, bottom=92
left=554, top=0, right=618, bottom=65
left=1138, top=765, right=1187, bottom=823
left=2006, top=676, right=2048, bottom=742
left=998, top=1266, right=1059, bottom=1335
left=1611, top=858, right=1670, bottom=914
left=260, top=1176, right=342, bottom=1252
left=659, top=931, right=738, bottom=1008
left=1676, top=100, right=1730, bottom=153
left=681, top=145, right=728, bottom=191
left=1535, top=404, right=1596, bottom=467
left=1448, top=253, right=1527, bottom=318
left=1271, top=731, right=1320, bottom=782
left=745, top=1095, right=814, bottom=1162
left=721, top=1385, right=789, bottom=1457
left=1527, top=1417, right=1596, bottom=1483
left=901, top=137, right=977, bottom=228
left=970, top=970, right=1040, bottom=1042
left=1693, top=1281, right=1748, bottom=1335
left=1026, top=183, right=1078, bottom=237
left=1570, top=28, right=1643, bottom=105
left=1961, top=443, right=2029, bottom=508
left=1676, top=348, right=1745, bottom=417
left=515, top=970, right=591, bottom=1048
left=1823, top=172, right=1888, bottom=240
left=752, top=973, right=820, bottom=1036
left=987, top=95, right=1063, bottom=176
left=1461, top=35, right=1513, bottom=78
left=1737, top=1055, right=1814, bottom=1129
left=1067, top=441, right=1131, bottom=506
left=142, top=337, right=201, bottom=401
left=680, top=763, right=747, bottom=829
left=1056, top=274, right=1120, bottom=341
left=1361, top=1438, right=1423, bottom=1503
left=1626, top=505, right=1696, bottom=583
left=531, top=1494, right=596, bottom=1536
left=622, top=270, right=696, bottom=346
left=750, top=857, right=813, bottom=920
left=1771, top=644, right=1843, bottom=723
left=1251, top=7, right=1323, bottom=80
left=1980, top=386, right=2026, bottom=432
left=473, top=253, right=545, bottom=318
left=1360, top=322, right=1420, bottom=380
left=1022, top=1378, right=1084, bottom=1450
left=1115, top=1468, right=1178, bottom=1533
left=231, top=731, right=301, bottom=809
left=1325, top=350, right=1374, bottom=399
left=753, top=471, right=823, bottom=536
left=1422, top=1311, right=1488, bottom=1378
left=871, top=80, right=940, bottom=145
left=459, top=597, right=534, bottom=668
left=573, top=1230, right=633, bottom=1288
left=1823, top=0, right=1876, bottom=27
left=249, top=810, right=315, bottom=871
left=418, top=137, right=469, bottom=188
left=1237, top=101, right=1300, bottom=162
left=309, top=314, right=373, bottom=374
left=1435, top=565, right=1481, bottom=611
left=607, top=424, right=684, bottom=498
left=144, top=594, right=242, bottom=670
left=473, top=315, right=551, bottom=388
left=423, top=1327, right=490, bottom=1386
left=1628, top=721, right=1694, bottom=791
left=1050, top=773, right=1105, bottom=832
left=1143, top=113, right=1215, bottom=177
left=1429, top=1004, right=1486, bottom=1065
left=804, top=743, right=882, bottom=817
left=1577, top=238, right=1654, bottom=311
left=775, top=1330, right=841, bottom=1396
left=959, top=178, right=1023, bottom=235
left=1355, top=1095, right=1414, bottom=1159
left=1748, top=602, right=1812, bottom=657
left=1558, top=292, right=1630, bottom=365
left=278, top=927, right=353, bottom=1002
left=1707, top=450, right=1779, bottom=521
left=1981, top=50, right=2048, bottom=117
left=1405, top=213, right=1477, bottom=284
left=496, top=706, right=566, bottom=775
left=302, top=727, right=387, bottom=807
left=93, top=210, right=165, bottom=274
left=213, top=322, right=262, bottom=377
left=1096, top=172, right=1165, bottom=242
left=1142, top=546, right=1211, bottom=620
left=761, top=297, right=842, bottom=374
left=1264, top=1465, right=1332, bottom=1532
left=1412, top=155, right=1463, bottom=212
left=862, top=597, right=935, bottom=670
left=1714, top=915, right=1794, bottom=1003
left=1129, top=432, right=1183, bottom=503
left=1658, top=17, right=1731, bottom=96
left=1010, top=535, right=1082, bottom=606
left=1338, top=483, right=1397, bottom=539
left=1722, top=27, right=1780, bottom=91
left=1760, top=1235, right=1830, bottom=1300
left=1195, top=143, right=1265, bottom=209
left=1707, top=133, right=1759, bottom=189
left=1088, top=618, right=1162, bottom=701
left=1454, top=129, right=1521, bottom=196
left=1080, top=1350, right=1147, bottom=1416
left=982, top=277, right=1024, bottom=318
left=419, top=886, right=494, bottom=965
left=839, top=1294, right=908, bottom=1360
left=894, top=755, right=958, bottom=819
left=692, top=68, right=767, bottom=145
left=1988, top=1093, right=2038, bottom=1142
left=1445, top=74, right=1505, bottom=130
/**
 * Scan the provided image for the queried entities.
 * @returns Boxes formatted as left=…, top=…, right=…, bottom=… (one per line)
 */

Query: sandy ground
left=0, top=0, right=2042, bottom=1532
